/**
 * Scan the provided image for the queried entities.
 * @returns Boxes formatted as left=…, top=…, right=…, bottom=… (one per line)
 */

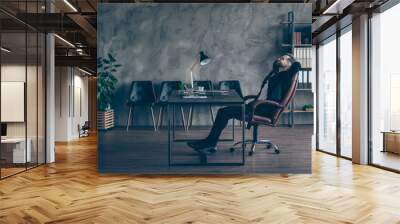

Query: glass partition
left=1, top=31, right=28, bottom=178
left=339, top=27, right=352, bottom=158
left=317, top=35, right=337, bottom=154
left=0, top=1, right=46, bottom=179
left=370, top=3, right=400, bottom=171
left=38, top=32, right=46, bottom=165
left=27, top=30, right=38, bottom=169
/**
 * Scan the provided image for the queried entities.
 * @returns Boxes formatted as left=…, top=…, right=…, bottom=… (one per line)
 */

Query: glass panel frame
left=0, top=14, right=29, bottom=178
left=0, top=1, right=47, bottom=179
left=315, top=22, right=356, bottom=162
left=317, top=34, right=338, bottom=155
left=339, top=25, right=353, bottom=159
left=369, top=3, right=400, bottom=172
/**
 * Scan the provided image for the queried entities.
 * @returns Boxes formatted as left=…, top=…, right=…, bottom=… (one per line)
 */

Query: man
left=187, top=54, right=301, bottom=154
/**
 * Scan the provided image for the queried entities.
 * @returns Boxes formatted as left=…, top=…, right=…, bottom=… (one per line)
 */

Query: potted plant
left=97, top=53, right=122, bottom=130
left=303, top=104, right=314, bottom=112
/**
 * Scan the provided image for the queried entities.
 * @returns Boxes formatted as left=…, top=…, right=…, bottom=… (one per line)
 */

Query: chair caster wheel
left=248, top=151, right=254, bottom=156
left=275, top=149, right=280, bottom=154
left=230, top=148, right=235, bottom=152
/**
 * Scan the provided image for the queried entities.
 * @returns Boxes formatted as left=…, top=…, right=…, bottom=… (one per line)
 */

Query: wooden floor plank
left=0, top=134, right=400, bottom=223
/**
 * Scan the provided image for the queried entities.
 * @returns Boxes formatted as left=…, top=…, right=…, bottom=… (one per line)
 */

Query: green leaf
left=97, top=53, right=122, bottom=110
left=108, top=53, right=116, bottom=62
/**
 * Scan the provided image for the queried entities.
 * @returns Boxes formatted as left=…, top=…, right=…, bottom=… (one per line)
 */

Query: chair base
left=230, top=139, right=280, bottom=156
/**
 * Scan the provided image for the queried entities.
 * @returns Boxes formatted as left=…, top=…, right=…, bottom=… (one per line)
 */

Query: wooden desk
left=1, top=138, right=31, bottom=163
left=382, top=131, right=400, bottom=154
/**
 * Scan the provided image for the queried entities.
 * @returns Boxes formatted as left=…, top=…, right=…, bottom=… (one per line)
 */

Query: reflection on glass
left=340, top=29, right=352, bottom=158
left=38, top=33, right=46, bottom=165
left=0, top=0, right=46, bottom=178
left=371, top=3, right=400, bottom=171
left=318, top=37, right=337, bottom=154
left=27, top=31, right=38, bottom=169
left=1, top=31, right=27, bottom=177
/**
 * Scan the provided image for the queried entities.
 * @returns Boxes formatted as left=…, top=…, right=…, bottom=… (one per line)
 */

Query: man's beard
left=277, top=62, right=290, bottom=71
left=276, top=61, right=284, bottom=70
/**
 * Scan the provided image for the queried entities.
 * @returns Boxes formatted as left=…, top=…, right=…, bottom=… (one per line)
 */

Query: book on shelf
left=294, top=32, right=302, bottom=45
left=297, top=70, right=312, bottom=89
left=294, top=47, right=312, bottom=69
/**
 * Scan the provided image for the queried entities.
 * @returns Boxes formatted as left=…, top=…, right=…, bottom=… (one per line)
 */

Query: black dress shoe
left=187, top=140, right=210, bottom=149
left=187, top=140, right=217, bottom=154
left=194, top=146, right=218, bottom=155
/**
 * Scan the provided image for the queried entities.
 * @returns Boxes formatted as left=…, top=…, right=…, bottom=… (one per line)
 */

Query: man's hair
left=284, top=53, right=296, bottom=65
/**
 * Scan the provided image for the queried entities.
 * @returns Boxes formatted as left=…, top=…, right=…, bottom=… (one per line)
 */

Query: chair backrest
left=82, top=121, right=90, bottom=129
left=251, top=67, right=300, bottom=126
left=193, top=80, right=213, bottom=91
left=159, top=81, right=182, bottom=102
left=270, top=72, right=299, bottom=125
left=128, top=81, right=156, bottom=104
left=218, top=80, right=243, bottom=98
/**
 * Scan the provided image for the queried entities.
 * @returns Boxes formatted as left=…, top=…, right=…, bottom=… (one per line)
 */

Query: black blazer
left=256, top=61, right=301, bottom=103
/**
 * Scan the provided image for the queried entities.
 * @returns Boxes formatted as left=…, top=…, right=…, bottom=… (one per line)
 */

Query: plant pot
left=304, top=108, right=314, bottom=112
left=97, top=109, right=115, bottom=130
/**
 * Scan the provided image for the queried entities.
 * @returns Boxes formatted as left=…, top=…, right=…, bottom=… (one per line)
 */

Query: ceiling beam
left=55, top=55, right=96, bottom=70
left=67, top=13, right=97, bottom=47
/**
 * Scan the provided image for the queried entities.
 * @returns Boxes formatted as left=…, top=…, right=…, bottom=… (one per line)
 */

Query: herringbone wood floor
left=1, top=134, right=400, bottom=223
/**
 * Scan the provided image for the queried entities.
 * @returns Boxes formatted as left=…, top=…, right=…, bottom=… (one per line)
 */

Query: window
left=339, top=27, right=352, bottom=158
left=370, top=3, right=400, bottom=171
left=317, top=35, right=337, bottom=154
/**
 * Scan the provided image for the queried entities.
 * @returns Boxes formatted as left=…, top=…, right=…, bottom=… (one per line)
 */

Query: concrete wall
left=98, top=3, right=312, bottom=126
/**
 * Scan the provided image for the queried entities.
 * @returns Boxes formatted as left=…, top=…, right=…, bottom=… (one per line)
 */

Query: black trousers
left=206, top=104, right=252, bottom=144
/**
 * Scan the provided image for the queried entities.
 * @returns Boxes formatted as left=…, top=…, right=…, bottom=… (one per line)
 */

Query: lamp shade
left=199, top=51, right=211, bottom=66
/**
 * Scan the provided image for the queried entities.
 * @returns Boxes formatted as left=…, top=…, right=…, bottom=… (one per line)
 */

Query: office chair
left=78, top=121, right=90, bottom=138
left=187, top=80, right=214, bottom=129
left=230, top=67, right=299, bottom=156
left=157, top=81, right=186, bottom=130
left=126, top=81, right=157, bottom=131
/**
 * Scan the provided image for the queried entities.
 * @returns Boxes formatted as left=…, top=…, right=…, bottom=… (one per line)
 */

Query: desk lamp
left=189, top=51, right=211, bottom=89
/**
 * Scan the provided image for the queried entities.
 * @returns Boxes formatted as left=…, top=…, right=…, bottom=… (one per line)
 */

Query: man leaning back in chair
left=187, top=54, right=301, bottom=154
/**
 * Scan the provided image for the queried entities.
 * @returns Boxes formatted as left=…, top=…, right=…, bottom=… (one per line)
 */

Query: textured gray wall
left=98, top=3, right=311, bottom=126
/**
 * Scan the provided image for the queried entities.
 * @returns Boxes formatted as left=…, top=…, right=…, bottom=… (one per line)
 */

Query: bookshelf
left=281, top=11, right=313, bottom=127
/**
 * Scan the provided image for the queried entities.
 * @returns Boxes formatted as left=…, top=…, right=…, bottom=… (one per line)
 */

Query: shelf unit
left=281, top=11, right=313, bottom=127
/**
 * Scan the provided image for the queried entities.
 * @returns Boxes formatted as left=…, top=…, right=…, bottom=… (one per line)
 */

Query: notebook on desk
left=179, top=90, right=230, bottom=97
left=182, top=95, right=208, bottom=99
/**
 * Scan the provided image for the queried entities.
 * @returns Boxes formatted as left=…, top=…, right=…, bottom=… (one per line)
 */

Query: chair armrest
left=243, top=95, right=257, bottom=102
left=251, top=100, right=284, bottom=110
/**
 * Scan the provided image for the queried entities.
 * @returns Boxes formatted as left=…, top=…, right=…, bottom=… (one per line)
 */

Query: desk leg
left=168, top=104, right=171, bottom=166
left=232, top=119, right=235, bottom=140
left=172, top=105, right=176, bottom=140
left=242, top=103, right=246, bottom=165
left=382, top=133, right=386, bottom=152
